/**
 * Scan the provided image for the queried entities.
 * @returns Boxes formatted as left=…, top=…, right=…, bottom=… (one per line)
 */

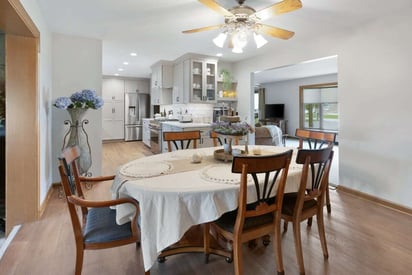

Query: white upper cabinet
left=151, top=62, right=173, bottom=89
left=183, top=58, right=217, bottom=103
left=173, top=61, right=185, bottom=104
left=124, top=79, right=150, bottom=94
left=151, top=61, right=173, bottom=105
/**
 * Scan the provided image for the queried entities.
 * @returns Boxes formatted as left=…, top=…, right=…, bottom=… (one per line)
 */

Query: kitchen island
left=160, top=121, right=212, bottom=153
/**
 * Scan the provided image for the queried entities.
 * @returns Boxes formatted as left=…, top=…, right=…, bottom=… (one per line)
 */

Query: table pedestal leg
left=158, top=224, right=232, bottom=263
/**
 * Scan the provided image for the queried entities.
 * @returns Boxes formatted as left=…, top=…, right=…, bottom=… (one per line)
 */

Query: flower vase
left=62, top=108, right=92, bottom=176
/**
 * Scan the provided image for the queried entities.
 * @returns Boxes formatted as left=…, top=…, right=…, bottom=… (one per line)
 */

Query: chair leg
left=326, top=183, right=331, bottom=213
left=292, top=220, right=305, bottom=275
left=233, top=238, right=243, bottom=275
left=274, top=216, right=284, bottom=275
left=283, top=220, right=288, bottom=232
left=203, top=223, right=210, bottom=263
left=317, top=211, right=329, bottom=259
left=307, top=217, right=313, bottom=227
left=75, top=247, right=84, bottom=275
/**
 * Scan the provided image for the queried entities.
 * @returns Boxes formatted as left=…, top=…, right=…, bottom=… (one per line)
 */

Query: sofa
left=255, top=125, right=283, bottom=146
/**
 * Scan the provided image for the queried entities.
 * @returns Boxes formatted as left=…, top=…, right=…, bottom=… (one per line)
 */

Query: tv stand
left=259, top=119, right=287, bottom=135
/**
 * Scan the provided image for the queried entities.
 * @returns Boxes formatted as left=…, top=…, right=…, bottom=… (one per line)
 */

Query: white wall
left=51, top=34, right=103, bottom=182
left=233, top=8, right=412, bottom=208
left=21, top=0, right=53, bottom=205
left=261, top=74, right=338, bottom=135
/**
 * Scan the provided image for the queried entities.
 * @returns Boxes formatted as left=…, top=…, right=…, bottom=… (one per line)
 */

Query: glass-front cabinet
left=184, top=59, right=217, bottom=103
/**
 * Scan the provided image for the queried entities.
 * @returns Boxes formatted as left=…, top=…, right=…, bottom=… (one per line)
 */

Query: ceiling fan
left=182, top=0, right=302, bottom=52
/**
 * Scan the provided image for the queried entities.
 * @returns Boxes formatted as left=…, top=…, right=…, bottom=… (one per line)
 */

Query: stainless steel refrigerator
left=124, top=92, right=150, bottom=141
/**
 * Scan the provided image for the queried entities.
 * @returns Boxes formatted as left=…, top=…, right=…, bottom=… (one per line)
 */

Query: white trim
left=0, top=225, right=21, bottom=259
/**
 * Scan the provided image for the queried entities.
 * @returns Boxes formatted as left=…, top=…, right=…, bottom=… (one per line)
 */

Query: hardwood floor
left=0, top=141, right=411, bottom=275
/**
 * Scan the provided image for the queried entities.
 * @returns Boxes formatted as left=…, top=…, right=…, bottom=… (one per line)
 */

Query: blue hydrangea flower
left=55, top=89, right=104, bottom=110
left=54, top=97, right=73, bottom=109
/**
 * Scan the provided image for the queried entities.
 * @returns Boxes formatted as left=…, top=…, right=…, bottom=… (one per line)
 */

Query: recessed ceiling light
left=130, top=52, right=137, bottom=56
left=115, top=73, right=120, bottom=76
left=118, top=68, right=124, bottom=71
left=216, top=53, right=223, bottom=57
left=123, top=62, right=129, bottom=65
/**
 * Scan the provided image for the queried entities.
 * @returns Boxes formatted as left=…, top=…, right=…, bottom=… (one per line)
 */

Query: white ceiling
left=35, top=0, right=412, bottom=79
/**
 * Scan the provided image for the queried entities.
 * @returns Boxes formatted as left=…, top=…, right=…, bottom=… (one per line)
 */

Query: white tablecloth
left=111, top=146, right=302, bottom=271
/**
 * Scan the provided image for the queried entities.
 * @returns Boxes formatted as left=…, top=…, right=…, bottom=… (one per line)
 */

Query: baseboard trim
left=39, top=183, right=56, bottom=218
left=337, top=185, right=412, bottom=216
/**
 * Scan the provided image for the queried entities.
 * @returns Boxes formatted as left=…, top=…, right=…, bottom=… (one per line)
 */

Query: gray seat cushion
left=84, top=207, right=136, bottom=244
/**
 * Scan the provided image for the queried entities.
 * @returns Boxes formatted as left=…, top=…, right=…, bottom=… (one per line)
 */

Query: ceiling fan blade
left=198, top=0, right=233, bottom=17
left=182, top=24, right=224, bottom=34
left=254, top=0, right=302, bottom=21
left=258, top=24, right=295, bottom=40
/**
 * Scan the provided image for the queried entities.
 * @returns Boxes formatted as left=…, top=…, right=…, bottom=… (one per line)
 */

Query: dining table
left=110, top=145, right=303, bottom=272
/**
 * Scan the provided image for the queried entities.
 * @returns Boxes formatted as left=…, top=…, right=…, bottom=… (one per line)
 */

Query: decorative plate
left=200, top=164, right=250, bottom=185
left=119, top=160, right=173, bottom=178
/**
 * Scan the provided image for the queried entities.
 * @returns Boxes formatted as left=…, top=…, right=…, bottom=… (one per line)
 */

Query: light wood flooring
left=0, top=141, right=411, bottom=275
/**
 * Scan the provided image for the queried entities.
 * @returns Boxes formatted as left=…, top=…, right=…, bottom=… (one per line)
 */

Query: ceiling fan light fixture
left=213, top=32, right=228, bottom=48
left=232, top=28, right=249, bottom=49
left=253, top=32, right=268, bottom=48
left=232, top=47, right=243, bottom=54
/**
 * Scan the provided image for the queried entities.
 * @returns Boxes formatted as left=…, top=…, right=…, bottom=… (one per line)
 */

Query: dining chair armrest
left=67, top=195, right=139, bottom=209
left=79, top=175, right=115, bottom=182
left=68, top=196, right=140, bottom=237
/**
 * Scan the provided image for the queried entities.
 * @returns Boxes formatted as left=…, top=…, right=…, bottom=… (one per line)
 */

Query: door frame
left=1, top=0, right=40, bottom=235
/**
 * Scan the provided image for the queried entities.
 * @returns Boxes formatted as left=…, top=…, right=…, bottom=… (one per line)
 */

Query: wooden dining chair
left=58, top=146, right=146, bottom=275
left=210, top=130, right=239, bottom=147
left=295, top=128, right=336, bottom=150
left=281, top=147, right=333, bottom=275
left=163, top=130, right=201, bottom=152
left=205, top=150, right=293, bottom=275
left=295, top=128, right=336, bottom=214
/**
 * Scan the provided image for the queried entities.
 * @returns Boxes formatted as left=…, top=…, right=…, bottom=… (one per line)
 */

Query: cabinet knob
left=112, top=96, right=115, bottom=100
left=112, top=108, right=115, bottom=113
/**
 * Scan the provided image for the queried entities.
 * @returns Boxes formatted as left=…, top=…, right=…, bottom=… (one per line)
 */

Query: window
left=299, top=83, right=338, bottom=132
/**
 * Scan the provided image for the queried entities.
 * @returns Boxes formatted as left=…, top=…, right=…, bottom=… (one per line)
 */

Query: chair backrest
left=294, top=147, right=334, bottom=211
left=295, top=128, right=336, bottom=149
left=231, top=150, right=293, bottom=225
left=210, top=130, right=239, bottom=147
left=58, top=146, right=87, bottom=236
left=163, top=130, right=201, bottom=152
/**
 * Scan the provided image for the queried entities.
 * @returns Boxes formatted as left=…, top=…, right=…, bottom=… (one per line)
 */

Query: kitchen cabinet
left=151, top=62, right=173, bottom=88
left=160, top=121, right=212, bottom=153
left=142, top=118, right=151, bottom=147
left=172, top=61, right=186, bottom=104
left=183, top=59, right=217, bottom=103
left=102, top=78, right=124, bottom=101
left=102, top=77, right=150, bottom=140
left=151, top=61, right=173, bottom=105
left=124, top=78, right=150, bottom=94
left=102, top=78, right=125, bottom=140
left=102, top=100, right=124, bottom=140
left=151, top=87, right=172, bottom=105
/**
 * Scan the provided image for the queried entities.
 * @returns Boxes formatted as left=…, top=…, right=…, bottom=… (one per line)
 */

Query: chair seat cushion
left=281, top=193, right=318, bottom=216
left=215, top=202, right=274, bottom=233
left=84, top=207, right=135, bottom=244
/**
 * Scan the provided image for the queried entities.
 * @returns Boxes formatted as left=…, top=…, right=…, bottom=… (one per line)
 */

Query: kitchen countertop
left=161, top=121, right=211, bottom=128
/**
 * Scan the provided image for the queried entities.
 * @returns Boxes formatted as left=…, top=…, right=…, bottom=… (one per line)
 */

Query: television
left=264, top=104, right=284, bottom=119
